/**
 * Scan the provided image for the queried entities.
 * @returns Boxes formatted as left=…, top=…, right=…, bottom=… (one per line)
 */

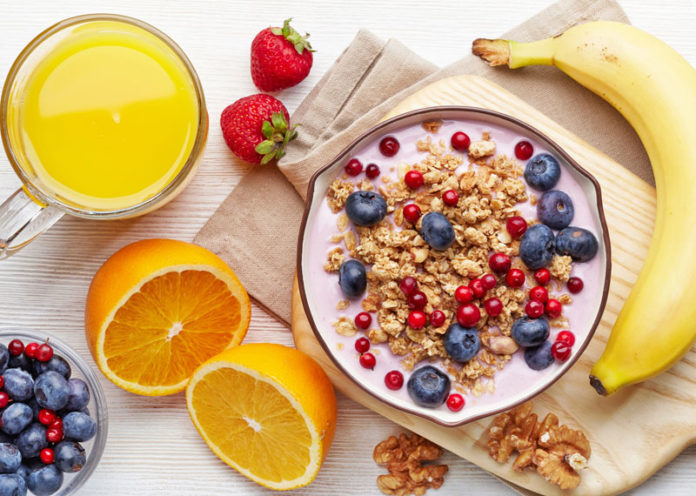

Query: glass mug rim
left=0, top=13, right=208, bottom=219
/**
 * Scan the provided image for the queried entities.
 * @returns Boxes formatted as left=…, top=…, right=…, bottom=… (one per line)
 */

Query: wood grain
left=292, top=75, right=696, bottom=496
left=1, top=1, right=695, bottom=495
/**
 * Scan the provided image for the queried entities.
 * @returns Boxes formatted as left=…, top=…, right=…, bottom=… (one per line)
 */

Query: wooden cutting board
left=291, top=75, right=696, bottom=496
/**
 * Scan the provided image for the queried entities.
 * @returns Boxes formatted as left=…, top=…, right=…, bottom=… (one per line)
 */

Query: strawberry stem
left=254, top=112, right=298, bottom=164
left=270, top=18, right=315, bottom=55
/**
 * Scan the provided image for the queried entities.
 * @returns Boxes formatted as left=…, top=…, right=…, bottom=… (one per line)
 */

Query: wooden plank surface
left=1, top=1, right=695, bottom=495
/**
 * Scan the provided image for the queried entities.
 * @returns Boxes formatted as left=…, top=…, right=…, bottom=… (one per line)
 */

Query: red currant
left=0, top=377, right=3, bottom=389
left=365, top=163, right=381, bottom=179
left=534, top=268, right=551, bottom=286
left=457, top=304, right=481, bottom=327
left=36, top=343, right=53, bottom=363
left=46, top=427, right=63, bottom=443
left=384, top=370, right=404, bottom=390
left=556, top=330, right=576, bottom=346
left=359, top=352, right=376, bottom=369
left=525, top=300, right=544, bottom=318
left=567, top=277, right=584, bottom=294
left=345, top=158, right=363, bottom=176
left=38, top=409, right=56, bottom=426
left=403, top=204, right=421, bottom=223
left=442, top=189, right=459, bottom=206
left=355, top=337, right=370, bottom=354
left=408, top=311, right=427, bottom=329
left=481, top=274, right=497, bottom=291
left=50, top=418, right=63, bottom=430
left=404, top=170, right=424, bottom=189
left=354, top=312, right=372, bottom=330
left=7, top=339, right=23, bottom=357
left=551, top=341, right=572, bottom=362
left=484, top=298, right=503, bottom=317
left=0, top=392, right=9, bottom=409
left=430, top=310, right=446, bottom=327
left=489, top=253, right=511, bottom=274
left=506, top=216, right=528, bottom=238
left=451, top=131, right=471, bottom=151
left=399, top=276, right=418, bottom=296
left=446, top=393, right=465, bottom=412
left=379, top=136, right=400, bottom=157
left=407, top=291, right=427, bottom=310
left=529, top=286, right=548, bottom=303
left=24, top=342, right=39, bottom=359
left=40, top=448, right=54, bottom=465
left=454, top=285, right=474, bottom=304
left=505, top=268, right=525, bottom=288
left=514, top=140, right=534, bottom=160
left=546, top=299, right=563, bottom=319
left=469, top=279, right=486, bottom=299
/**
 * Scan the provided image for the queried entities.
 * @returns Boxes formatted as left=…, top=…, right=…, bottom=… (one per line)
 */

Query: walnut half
left=485, top=402, right=590, bottom=490
left=374, top=433, right=448, bottom=496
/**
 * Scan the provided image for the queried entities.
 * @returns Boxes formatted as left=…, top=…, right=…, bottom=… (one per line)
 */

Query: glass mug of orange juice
left=0, top=14, right=207, bottom=258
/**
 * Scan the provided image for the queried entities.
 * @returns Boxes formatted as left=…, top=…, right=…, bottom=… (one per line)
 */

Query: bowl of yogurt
left=297, top=107, right=611, bottom=426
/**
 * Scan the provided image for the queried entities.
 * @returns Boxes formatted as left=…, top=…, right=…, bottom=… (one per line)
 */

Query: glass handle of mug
left=0, top=188, right=64, bottom=260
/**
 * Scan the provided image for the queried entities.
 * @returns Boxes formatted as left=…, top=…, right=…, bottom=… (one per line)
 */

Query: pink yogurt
left=304, top=117, right=604, bottom=422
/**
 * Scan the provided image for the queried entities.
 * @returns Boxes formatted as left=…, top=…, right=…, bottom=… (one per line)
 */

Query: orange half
left=85, top=239, right=251, bottom=395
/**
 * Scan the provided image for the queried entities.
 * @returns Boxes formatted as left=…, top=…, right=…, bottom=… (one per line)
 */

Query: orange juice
left=14, top=20, right=200, bottom=211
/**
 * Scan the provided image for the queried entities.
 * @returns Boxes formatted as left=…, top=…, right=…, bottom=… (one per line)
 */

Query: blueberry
left=524, top=341, right=555, bottom=371
left=0, top=346, right=9, bottom=375
left=344, top=191, right=387, bottom=227
left=420, top=212, right=455, bottom=251
left=27, top=465, right=62, bottom=496
left=1, top=404, right=33, bottom=436
left=33, top=356, right=71, bottom=380
left=14, top=424, right=46, bottom=459
left=33, top=372, right=69, bottom=411
left=7, top=355, right=32, bottom=375
left=54, top=441, right=86, bottom=473
left=524, top=153, right=561, bottom=191
left=556, top=227, right=599, bottom=262
left=537, top=190, right=574, bottom=230
left=406, top=366, right=450, bottom=408
left=511, top=317, right=550, bottom=348
left=0, top=473, right=26, bottom=496
left=0, top=444, right=21, bottom=474
left=338, top=260, right=367, bottom=298
left=15, top=463, right=31, bottom=485
left=26, top=398, right=39, bottom=422
left=443, top=324, right=481, bottom=363
left=64, top=379, right=90, bottom=412
left=0, top=433, right=11, bottom=445
left=2, top=370, right=34, bottom=402
left=62, top=412, right=96, bottom=442
left=519, top=224, right=555, bottom=270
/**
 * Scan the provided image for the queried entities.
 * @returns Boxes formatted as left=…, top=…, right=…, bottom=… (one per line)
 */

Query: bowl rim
left=296, top=106, right=612, bottom=427
left=0, top=328, right=108, bottom=493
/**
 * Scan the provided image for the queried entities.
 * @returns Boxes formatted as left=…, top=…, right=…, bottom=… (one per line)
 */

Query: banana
left=472, top=21, right=696, bottom=395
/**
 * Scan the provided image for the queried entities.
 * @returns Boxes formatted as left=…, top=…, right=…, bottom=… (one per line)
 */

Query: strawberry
left=251, top=18, right=314, bottom=92
left=220, top=94, right=297, bottom=165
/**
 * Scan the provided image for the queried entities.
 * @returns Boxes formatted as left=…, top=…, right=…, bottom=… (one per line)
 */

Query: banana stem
left=472, top=38, right=556, bottom=68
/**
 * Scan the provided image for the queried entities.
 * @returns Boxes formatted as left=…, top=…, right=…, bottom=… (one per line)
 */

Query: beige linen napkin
left=195, top=0, right=645, bottom=323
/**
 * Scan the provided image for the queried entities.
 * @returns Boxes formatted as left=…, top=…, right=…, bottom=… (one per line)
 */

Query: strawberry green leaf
left=260, top=149, right=277, bottom=165
left=262, top=120, right=273, bottom=139
left=255, top=140, right=274, bottom=155
left=271, top=112, right=287, bottom=133
left=277, top=18, right=315, bottom=55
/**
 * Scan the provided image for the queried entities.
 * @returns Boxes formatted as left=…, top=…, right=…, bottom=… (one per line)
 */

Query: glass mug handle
left=0, top=188, right=63, bottom=259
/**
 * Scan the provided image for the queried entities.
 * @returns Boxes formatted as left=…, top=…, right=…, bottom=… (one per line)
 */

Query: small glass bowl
left=0, top=328, right=108, bottom=495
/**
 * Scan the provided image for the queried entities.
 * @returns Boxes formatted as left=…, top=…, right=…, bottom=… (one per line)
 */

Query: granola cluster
left=486, top=401, right=591, bottom=490
left=373, top=433, right=448, bottom=496
left=324, top=129, right=575, bottom=394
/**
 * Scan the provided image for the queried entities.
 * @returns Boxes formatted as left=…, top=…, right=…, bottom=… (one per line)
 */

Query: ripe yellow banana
left=472, top=21, right=696, bottom=395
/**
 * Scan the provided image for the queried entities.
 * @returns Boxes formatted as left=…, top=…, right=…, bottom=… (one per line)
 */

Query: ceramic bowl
left=0, top=328, right=108, bottom=494
left=297, top=107, right=611, bottom=426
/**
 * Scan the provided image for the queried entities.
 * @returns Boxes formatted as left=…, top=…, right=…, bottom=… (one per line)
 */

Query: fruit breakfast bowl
left=0, top=328, right=108, bottom=495
left=297, top=106, right=611, bottom=427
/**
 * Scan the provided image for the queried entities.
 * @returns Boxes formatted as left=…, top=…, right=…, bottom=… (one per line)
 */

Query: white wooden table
left=1, top=1, right=694, bottom=494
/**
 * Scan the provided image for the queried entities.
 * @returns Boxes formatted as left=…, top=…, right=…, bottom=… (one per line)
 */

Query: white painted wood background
left=1, top=1, right=694, bottom=494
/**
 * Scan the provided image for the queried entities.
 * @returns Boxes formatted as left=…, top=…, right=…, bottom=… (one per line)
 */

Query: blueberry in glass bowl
left=0, top=329, right=107, bottom=496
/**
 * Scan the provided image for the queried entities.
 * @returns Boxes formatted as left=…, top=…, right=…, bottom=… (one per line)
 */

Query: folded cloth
left=195, top=0, right=643, bottom=324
